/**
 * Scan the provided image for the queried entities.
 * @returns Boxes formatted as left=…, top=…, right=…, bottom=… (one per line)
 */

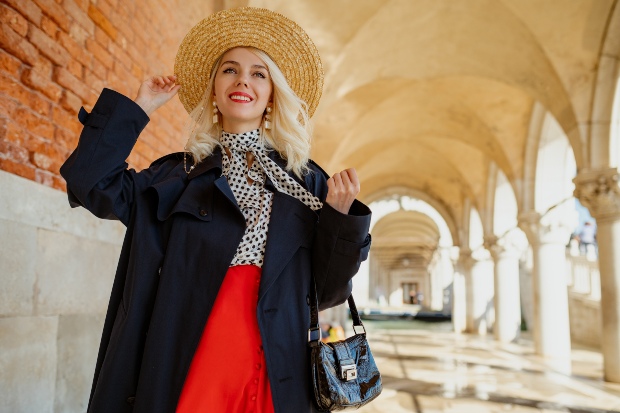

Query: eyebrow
left=221, top=60, right=268, bottom=71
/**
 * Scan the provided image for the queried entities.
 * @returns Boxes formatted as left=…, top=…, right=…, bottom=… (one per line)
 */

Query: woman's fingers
left=325, top=168, right=360, bottom=214
left=331, top=169, right=359, bottom=194
left=154, top=76, right=165, bottom=87
left=331, top=171, right=343, bottom=189
left=345, top=168, right=360, bottom=189
left=151, top=75, right=178, bottom=91
left=134, top=74, right=181, bottom=116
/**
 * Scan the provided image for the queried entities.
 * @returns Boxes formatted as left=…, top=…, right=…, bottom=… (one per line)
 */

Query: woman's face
left=213, top=47, right=273, bottom=133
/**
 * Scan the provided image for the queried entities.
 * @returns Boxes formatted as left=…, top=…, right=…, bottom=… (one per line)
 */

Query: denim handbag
left=308, top=279, right=382, bottom=411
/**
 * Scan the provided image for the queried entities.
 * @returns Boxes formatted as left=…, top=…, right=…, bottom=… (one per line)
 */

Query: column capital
left=518, top=210, right=571, bottom=246
left=458, top=247, right=473, bottom=259
left=460, top=247, right=478, bottom=268
left=573, top=167, right=620, bottom=223
left=483, top=233, right=523, bottom=260
left=482, top=235, right=498, bottom=251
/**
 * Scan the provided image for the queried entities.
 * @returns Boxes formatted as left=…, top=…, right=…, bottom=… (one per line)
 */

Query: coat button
left=306, top=295, right=310, bottom=305
left=199, top=209, right=208, bottom=217
left=126, top=396, right=135, bottom=405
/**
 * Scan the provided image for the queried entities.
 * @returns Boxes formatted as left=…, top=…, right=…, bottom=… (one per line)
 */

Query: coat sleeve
left=60, top=88, right=160, bottom=226
left=308, top=164, right=372, bottom=310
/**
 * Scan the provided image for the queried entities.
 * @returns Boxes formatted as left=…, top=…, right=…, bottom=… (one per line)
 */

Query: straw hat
left=174, top=7, right=324, bottom=117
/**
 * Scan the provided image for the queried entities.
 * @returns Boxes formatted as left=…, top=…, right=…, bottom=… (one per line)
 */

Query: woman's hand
left=325, top=168, right=360, bottom=214
left=134, top=75, right=181, bottom=116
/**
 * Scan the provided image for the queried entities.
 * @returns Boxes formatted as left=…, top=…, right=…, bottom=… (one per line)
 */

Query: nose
left=236, top=71, right=249, bottom=87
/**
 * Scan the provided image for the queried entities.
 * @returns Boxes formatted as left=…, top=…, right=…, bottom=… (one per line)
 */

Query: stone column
left=485, top=236, right=522, bottom=343
left=574, top=168, right=620, bottom=382
left=462, top=249, right=494, bottom=335
left=452, top=249, right=469, bottom=334
left=462, top=249, right=477, bottom=334
left=519, top=212, right=572, bottom=373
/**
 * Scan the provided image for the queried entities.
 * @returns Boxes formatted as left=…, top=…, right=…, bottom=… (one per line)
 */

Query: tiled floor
left=355, top=320, right=620, bottom=413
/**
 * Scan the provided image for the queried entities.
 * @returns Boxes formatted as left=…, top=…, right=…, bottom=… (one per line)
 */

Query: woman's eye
left=253, top=72, right=266, bottom=79
left=223, top=67, right=236, bottom=74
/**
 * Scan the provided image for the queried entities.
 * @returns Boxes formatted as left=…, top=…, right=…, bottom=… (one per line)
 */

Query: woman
left=60, top=7, right=371, bottom=413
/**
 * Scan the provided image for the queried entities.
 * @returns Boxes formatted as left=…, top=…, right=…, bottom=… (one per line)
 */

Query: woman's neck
left=221, top=119, right=262, bottom=134
left=221, top=128, right=260, bottom=136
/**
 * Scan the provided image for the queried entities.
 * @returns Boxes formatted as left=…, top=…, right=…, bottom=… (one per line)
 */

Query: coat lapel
left=214, top=176, right=239, bottom=210
left=161, top=147, right=318, bottom=299
left=259, top=188, right=317, bottom=300
left=259, top=151, right=319, bottom=299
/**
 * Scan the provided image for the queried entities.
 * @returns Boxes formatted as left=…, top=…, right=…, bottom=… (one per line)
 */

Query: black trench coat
left=60, top=89, right=372, bottom=413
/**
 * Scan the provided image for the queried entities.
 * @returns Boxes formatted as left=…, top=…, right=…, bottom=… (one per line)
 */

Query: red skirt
left=176, top=265, right=275, bottom=413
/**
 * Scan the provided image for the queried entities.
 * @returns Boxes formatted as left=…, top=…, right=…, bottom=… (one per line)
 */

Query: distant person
left=578, top=221, right=596, bottom=255
left=416, top=291, right=424, bottom=306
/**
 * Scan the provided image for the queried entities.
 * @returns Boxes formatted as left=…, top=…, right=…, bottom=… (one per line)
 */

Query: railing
left=566, top=250, right=600, bottom=300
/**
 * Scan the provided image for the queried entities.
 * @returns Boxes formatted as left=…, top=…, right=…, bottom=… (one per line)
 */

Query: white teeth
left=231, top=95, right=251, bottom=101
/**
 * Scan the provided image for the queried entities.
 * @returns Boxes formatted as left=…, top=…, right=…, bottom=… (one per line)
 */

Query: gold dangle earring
left=212, top=101, right=219, bottom=123
left=264, top=106, right=272, bottom=130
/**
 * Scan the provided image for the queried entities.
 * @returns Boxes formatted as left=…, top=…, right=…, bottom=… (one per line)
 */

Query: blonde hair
left=184, top=47, right=312, bottom=177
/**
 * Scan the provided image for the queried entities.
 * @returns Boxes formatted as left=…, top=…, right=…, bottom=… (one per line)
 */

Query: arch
left=470, top=206, right=485, bottom=253
left=611, top=71, right=620, bottom=168
left=372, top=210, right=441, bottom=253
left=371, top=210, right=440, bottom=269
left=588, top=1, right=620, bottom=168
left=483, top=161, right=498, bottom=238
left=522, top=102, right=547, bottom=212
left=494, top=167, right=519, bottom=237
left=368, top=207, right=446, bottom=309
left=534, top=113, right=577, bottom=218
left=365, top=186, right=459, bottom=246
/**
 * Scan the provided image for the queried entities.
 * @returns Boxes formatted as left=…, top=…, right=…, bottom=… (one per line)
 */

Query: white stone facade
left=0, top=170, right=124, bottom=413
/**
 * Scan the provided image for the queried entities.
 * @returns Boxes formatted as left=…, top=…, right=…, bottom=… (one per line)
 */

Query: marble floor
left=354, top=320, right=620, bottom=413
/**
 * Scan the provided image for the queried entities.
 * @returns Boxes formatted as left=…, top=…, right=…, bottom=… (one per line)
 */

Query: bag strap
left=308, top=276, right=366, bottom=347
left=306, top=165, right=366, bottom=347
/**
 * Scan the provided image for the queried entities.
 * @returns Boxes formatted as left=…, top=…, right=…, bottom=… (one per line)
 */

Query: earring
left=212, top=101, right=218, bottom=123
left=264, top=106, right=272, bottom=129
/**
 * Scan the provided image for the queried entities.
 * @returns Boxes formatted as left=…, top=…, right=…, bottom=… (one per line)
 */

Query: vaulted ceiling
left=246, top=0, right=617, bottom=235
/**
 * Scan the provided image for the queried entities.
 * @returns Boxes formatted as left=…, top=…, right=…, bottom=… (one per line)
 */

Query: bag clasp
left=340, top=364, right=357, bottom=381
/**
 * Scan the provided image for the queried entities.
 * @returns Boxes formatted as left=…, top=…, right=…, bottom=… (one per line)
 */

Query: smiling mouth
left=229, top=94, right=253, bottom=102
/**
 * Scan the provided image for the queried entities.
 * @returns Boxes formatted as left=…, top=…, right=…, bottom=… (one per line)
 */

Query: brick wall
left=0, top=0, right=215, bottom=191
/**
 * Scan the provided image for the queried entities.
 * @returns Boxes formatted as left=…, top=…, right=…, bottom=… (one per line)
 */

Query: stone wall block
left=54, top=314, right=104, bottom=413
left=0, top=316, right=58, bottom=413
left=0, top=218, right=37, bottom=316
left=0, top=170, right=126, bottom=245
left=569, top=294, right=602, bottom=348
left=36, top=228, right=119, bottom=315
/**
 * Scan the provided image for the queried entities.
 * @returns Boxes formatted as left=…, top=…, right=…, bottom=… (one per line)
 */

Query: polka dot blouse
left=219, top=129, right=323, bottom=268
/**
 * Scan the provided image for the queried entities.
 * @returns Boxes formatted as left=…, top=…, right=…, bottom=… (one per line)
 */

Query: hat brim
left=174, top=7, right=323, bottom=117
